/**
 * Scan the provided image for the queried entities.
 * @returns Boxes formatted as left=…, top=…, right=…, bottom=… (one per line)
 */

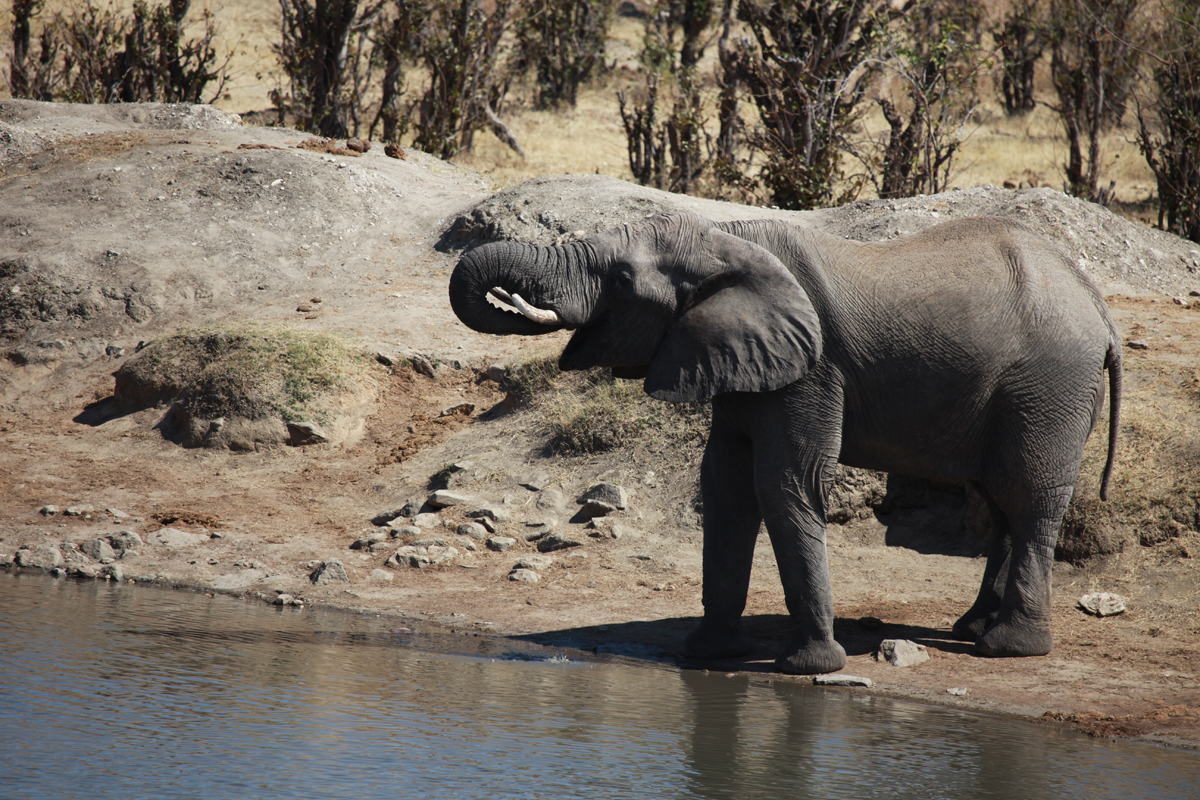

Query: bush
left=515, top=0, right=613, bottom=108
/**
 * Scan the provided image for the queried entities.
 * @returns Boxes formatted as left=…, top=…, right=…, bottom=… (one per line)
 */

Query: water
left=1, top=572, right=1197, bottom=800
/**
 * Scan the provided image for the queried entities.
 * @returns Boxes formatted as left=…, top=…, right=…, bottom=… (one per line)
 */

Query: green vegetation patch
left=504, top=355, right=708, bottom=455
left=115, top=323, right=376, bottom=425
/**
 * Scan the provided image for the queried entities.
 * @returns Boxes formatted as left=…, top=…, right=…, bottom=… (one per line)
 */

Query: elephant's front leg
left=682, top=410, right=762, bottom=661
left=756, top=444, right=848, bottom=675
left=753, top=382, right=847, bottom=675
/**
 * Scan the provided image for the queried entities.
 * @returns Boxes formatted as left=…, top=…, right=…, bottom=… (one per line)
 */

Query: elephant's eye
left=615, top=269, right=634, bottom=289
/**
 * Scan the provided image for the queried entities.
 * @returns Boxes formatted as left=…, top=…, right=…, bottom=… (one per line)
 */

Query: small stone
left=106, top=507, right=131, bottom=519
left=410, top=354, right=437, bottom=378
left=514, top=555, right=552, bottom=572
left=467, top=505, right=512, bottom=523
left=369, top=568, right=395, bottom=582
left=536, top=488, right=565, bottom=512
left=427, top=490, right=474, bottom=508
left=102, top=563, right=125, bottom=582
left=581, top=499, right=617, bottom=518
left=386, top=544, right=459, bottom=569
left=484, top=363, right=507, bottom=382
left=578, top=483, right=628, bottom=510
left=439, top=402, right=475, bottom=417
left=310, top=559, right=350, bottom=584
left=151, top=527, right=208, bottom=548
left=1079, top=591, right=1128, bottom=616
left=287, top=421, right=328, bottom=446
left=479, top=517, right=498, bottom=534
left=80, top=538, right=117, bottom=563
left=108, top=530, right=143, bottom=552
left=537, top=532, right=582, bottom=553
left=368, top=539, right=398, bottom=553
left=351, top=530, right=391, bottom=550
left=947, top=687, right=969, bottom=697
left=274, top=593, right=295, bottom=606
left=508, top=568, right=540, bottom=583
left=876, top=639, right=930, bottom=667
left=813, top=674, right=874, bottom=687
left=457, top=522, right=488, bottom=541
left=487, top=536, right=517, bottom=552
left=389, top=525, right=422, bottom=538
left=523, top=526, right=551, bottom=542
left=39, top=505, right=58, bottom=517
left=1126, top=340, right=1149, bottom=350
left=414, top=512, right=441, bottom=528
left=1172, top=296, right=1190, bottom=307
left=519, top=473, right=551, bottom=491
left=106, top=345, right=126, bottom=358
left=64, top=505, right=95, bottom=517
left=16, top=545, right=63, bottom=570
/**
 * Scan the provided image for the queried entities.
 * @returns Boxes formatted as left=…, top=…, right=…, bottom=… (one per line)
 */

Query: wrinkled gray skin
left=449, top=212, right=1122, bottom=675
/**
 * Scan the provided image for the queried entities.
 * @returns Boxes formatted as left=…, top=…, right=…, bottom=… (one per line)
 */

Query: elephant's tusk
left=488, top=286, right=561, bottom=325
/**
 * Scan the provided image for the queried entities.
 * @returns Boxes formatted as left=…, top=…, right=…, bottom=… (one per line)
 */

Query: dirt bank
left=1, top=101, right=1198, bottom=749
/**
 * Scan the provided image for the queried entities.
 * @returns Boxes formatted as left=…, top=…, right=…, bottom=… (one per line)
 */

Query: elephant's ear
left=645, top=229, right=822, bottom=402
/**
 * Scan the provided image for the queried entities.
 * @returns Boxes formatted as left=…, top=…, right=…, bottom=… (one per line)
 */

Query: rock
left=536, top=488, right=565, bottom=512
left=947, top=687, right=969, bottom=697
left=102, top=563, right=125, bottom=582
left=64, top=505, right=95, bottom=516
left=80, top=537, right=117, bottom=563
left=151, top=527, right=208, bottom=548
left=106, top=507, right=131, bottom=519
left=1126, top=339, right=1149, bottom=350
left=457, top=522, right=488, bottom=541
left=368, top=539, right=399, bottom=553
left=876, top=639, right=930, bottom=667
left=274, top=593, right=295, bottom=605
left=427, top=490, right=475, bottom=508
left=487, top=536, right=517, bottom=552
left=467, top=505, right=512, bottom=523
left=414, top=512, right=441, bottom=528
left=580, top=499, right=617, bottom=518
left=411, top=537, right=450, bottom=548
left=384, top=142, right=405, bottom=159
left=39, top=505, right=58, bottom=517
left=1172, top=296, right=1190, bottom=307
left=484, top=363, right=507, bottom=382
left=389, top=525, right=422, bottom=538
left=440, top=401, right=475, bottom=417
left=519, top=473, right=551, bottom=491
left=351, top=530, right=391, bottom=550
left=106, top=345, right=126, bottom=357
left=1079, top=591, right=1128, bottom=616
left=345, top=138, right=371, bottom=153
left=410, top=353, right=437, bottom=378
left=478, top=517, right=498, bottom=534
left=578, top=482, right=628, bottom=510
left=813, top=674, right=874, bottom=687
left=310, top=559, right=350, bottom=584
left=386, top=544, right=459, bottom=569
left=108, top=530, right=144, bottom=552
left=508, top=568, right=539, bottom=583
left=537, top=532, right=583, bottom=553
left=459, top=537, right=478, bottom=551
left=16, top=545, right=63, bottom=570
left=514, top=555, right=552, bottom=572
left=369, top=568, right=395, bottom=582
left=286, top=421, right=328, bottom=445
left=523, top=525, right=552, bottom=542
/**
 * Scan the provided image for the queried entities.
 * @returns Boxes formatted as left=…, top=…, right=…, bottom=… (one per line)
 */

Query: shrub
left=515, top=0, right=613, bottom=108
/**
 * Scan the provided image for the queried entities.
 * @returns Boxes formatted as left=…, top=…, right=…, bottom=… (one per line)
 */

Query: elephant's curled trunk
left=449, top=240, right=593, bottom=335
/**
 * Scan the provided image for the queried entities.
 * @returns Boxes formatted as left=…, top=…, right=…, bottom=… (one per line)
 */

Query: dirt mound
left=106, top=325, right=381, bottom=450
left=443, top=174, right=1200, bottom=297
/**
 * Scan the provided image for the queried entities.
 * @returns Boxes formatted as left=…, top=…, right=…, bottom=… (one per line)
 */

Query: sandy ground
left=2, top=100, right=1198, bottom=749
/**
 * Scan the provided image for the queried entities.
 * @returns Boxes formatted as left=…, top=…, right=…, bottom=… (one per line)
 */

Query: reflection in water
left=1, top=572, right=1197, bottom=799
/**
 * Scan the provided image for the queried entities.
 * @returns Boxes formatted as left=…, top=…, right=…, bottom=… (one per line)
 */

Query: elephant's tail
left=1100, top=341, right=1122, bottom=501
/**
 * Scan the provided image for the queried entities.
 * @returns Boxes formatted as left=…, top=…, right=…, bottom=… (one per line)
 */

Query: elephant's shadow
left=516, top=613, right=975, bottom=674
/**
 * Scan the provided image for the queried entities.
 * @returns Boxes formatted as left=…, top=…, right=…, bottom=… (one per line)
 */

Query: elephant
left=449, top=211, right=1122, bottom=675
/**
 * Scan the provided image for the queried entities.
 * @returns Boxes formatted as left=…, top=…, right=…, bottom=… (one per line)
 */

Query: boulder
left=875, top=639, right=930, bottom=667
left=310, top=559, right=350, bottom=584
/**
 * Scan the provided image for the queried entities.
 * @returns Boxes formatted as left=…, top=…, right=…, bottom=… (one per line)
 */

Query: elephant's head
left=449, top=212, right=822, bottom=402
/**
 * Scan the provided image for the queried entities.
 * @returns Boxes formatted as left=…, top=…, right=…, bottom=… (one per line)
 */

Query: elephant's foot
left=683, top=617, right=753, bottom=661
left=775, top=638, right=847, bottom=676
left=974, top=616, right=1052, bottom=657
left=951, top=607, right=996, bottom=642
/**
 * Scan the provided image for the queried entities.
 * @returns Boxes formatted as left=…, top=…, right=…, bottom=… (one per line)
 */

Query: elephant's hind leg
left=974, top=482, right=1075, bottom=657
left=952, top=485, right=1011, bottom=642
